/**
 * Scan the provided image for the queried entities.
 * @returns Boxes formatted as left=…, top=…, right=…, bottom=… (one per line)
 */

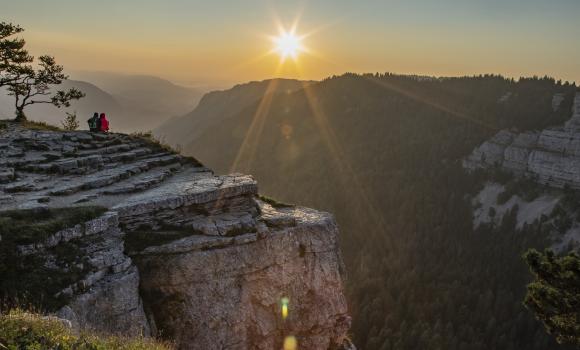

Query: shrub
left=61, top=111, right=79, bottom=131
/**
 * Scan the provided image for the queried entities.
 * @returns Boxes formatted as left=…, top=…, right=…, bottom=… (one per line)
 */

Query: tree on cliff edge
left=524, top=249, right=580, bottom=346
left=0, top=21, right=83, bottom=121
left=0, top=22, right=31, bottom=87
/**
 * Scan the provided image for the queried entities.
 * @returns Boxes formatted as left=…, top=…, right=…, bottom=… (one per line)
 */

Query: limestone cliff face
left=0, top=122, right=352, bottom=349
left=131, top=206, right=350, bottom=349
left=464, top=92, right=580, bottom=187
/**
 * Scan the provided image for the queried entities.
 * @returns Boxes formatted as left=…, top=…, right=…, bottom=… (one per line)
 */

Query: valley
left=158, top=73, right=579, bottom=349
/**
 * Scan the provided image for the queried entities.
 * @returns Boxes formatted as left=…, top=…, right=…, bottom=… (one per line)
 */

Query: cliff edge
left=0, top=122, right=352, bottom=350
left=465, top=91, right=580, bottom=187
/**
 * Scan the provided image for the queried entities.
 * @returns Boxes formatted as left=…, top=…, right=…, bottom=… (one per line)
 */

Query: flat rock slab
left=113, top=172, right=257, bottom=217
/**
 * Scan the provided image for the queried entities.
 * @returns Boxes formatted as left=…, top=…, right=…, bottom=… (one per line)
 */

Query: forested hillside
left=155, top=78, right=309, bottom=145
left=176, top=74, right=577, bottom=349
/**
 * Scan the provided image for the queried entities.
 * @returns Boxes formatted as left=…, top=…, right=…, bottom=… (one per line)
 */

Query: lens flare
left=283, top=336, right=298, bottom=350
left=281, top=297, right=290, bottom=319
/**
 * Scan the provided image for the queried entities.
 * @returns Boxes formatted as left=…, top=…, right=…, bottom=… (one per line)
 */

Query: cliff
left=0, top=122, right=352, bottom=349
left=465, top=91, right=580, bottom=188
left=464, top=91, right=580, bottom=251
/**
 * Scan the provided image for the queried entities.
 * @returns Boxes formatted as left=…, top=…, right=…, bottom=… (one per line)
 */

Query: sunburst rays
left=227, top=14, right=497, bottom=259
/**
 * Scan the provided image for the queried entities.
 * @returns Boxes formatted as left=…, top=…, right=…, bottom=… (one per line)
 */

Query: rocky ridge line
left=465, top=92, right=580, bottom=188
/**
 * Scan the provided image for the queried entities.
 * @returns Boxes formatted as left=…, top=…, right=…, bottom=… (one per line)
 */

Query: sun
left=274, top=31, right=303, bottom=61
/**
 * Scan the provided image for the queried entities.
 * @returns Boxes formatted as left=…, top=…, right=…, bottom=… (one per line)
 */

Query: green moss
left=258, top=194, right=294, bottom=209
left=124, top=230, right=196, bottom=252
left=0, top=309, right=172, bottom=349
left=0, top=241, right=89, bottom=311
left=0, top=206, right=107, bottom=311
left=0, top=206, right=107, bottom=245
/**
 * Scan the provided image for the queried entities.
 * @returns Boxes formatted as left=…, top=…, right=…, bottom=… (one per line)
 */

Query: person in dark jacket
left=99, top=113, right=109, bottom=133
left=87, top=112, right=99, bottom=132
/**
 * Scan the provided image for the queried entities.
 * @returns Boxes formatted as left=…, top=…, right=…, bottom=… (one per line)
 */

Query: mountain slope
left=166, top=73, right=578, bottom=349
left=155, top=78, right=311, bottom=146
left=73, top=71, right=203, bottom=123
left=1, top=72, right=203, bottom=133
left=0, top=80, right=123, bottom=128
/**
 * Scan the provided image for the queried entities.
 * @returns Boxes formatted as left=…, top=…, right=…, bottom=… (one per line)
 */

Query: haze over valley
left=0, top=72, right=203, bottom=132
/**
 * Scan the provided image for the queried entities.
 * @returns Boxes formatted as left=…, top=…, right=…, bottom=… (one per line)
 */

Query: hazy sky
left=3, top=0, right=580, bottom=86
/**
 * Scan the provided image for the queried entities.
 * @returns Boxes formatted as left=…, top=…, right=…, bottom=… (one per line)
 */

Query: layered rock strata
left=0, top=123, right=351, bottom=349
left=465, top=92, right=580, bottom=188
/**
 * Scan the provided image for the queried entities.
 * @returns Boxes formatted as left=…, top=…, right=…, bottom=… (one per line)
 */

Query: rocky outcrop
left=465, top=92, right=580, bottom=188
left=0, top=122, right=352, bottom=349
left=131, top=204, right=350, bottom=350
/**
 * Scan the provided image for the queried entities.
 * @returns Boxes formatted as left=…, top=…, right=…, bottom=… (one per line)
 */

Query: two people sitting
left=88, top=112, right=110, bottom=132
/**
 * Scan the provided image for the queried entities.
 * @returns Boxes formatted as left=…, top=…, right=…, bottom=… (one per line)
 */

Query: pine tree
left=524, top=249, right=580, bottom=346
left=0, top=22, right=32, bottom=87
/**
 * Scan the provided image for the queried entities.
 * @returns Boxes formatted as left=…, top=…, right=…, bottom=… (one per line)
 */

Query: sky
left=3, top=0, right=580, bottom=87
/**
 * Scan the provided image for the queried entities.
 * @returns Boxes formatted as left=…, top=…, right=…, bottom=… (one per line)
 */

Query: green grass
left=130, top=131, right=203, bottom=167
left=0, top=309, right=172, bottom=349
left=22, top=119, right=62, bottom=131
left=130, top=131, right=182, bottom=154
left=0, top=206, right=108, bottom=245
left=0, top=118, right=62, bottom=132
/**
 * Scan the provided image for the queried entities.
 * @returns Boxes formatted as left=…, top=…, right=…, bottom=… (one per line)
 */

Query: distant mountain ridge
left=72, top=71, right=203, bottom=120
left=0, top=72, right=203, bottom=133
left=0, top=80, right=122, bottom=127
left=155, top=78, right=312, bottom=146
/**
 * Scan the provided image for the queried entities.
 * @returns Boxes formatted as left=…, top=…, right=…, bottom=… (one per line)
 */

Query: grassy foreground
left=0, top=310, right=171, bottom=350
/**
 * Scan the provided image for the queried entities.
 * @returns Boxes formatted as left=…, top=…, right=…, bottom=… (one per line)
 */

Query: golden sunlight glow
left=274, top=31, right=303, bottom=60
left=271, top=23, right=305, bottom=61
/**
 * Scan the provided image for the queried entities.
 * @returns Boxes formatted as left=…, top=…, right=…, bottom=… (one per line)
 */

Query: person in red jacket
left=99, top=113, right=110, bottom=132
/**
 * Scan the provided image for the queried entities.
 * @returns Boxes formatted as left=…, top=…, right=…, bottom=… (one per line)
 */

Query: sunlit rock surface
left=0, top=122, right=352, bottom=349
left=465, top=92, right=580, bottom=188
left=131, top=204, right=350, bottom=350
